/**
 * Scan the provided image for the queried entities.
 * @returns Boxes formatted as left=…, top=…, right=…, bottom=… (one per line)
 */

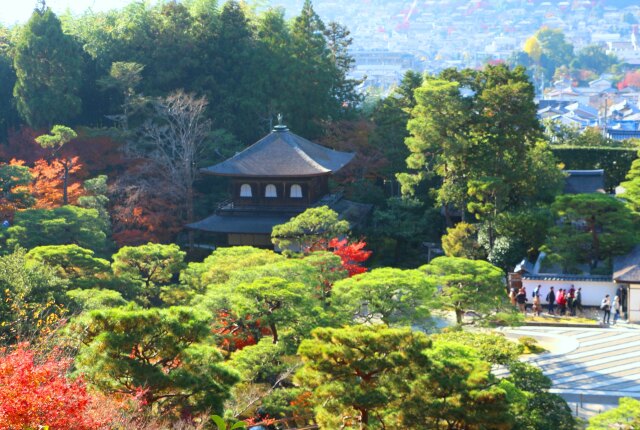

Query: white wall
left=630, top=285, right=640, bottom=323
left=522, top=279, right=618, bottom=307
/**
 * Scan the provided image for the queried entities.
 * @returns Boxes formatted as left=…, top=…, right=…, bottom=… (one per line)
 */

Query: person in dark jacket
left=516, top=288, right=528, bottom=314
left=616, top=285, right=628, bottom=320
left=546, top=287, right=556, bottom=315
left=601, top=294, right=611, bottom=324
left=574, top=287, right=583, bottom=315
left=568, top=285, right=576, bottom=316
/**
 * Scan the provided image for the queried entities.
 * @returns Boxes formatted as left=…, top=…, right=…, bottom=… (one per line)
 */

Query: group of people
left=509, top=284, right=582, bottom=316
left=599, top=294, right=623, bottom=325
left=509, top=284, right=629, bottom=325
left=543, top=285, right=582, bottom=317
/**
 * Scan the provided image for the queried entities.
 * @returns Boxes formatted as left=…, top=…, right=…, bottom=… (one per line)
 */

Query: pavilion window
left=290, top=184, right=303, bottom=198
left=240, top=184, right=253, bottom=198
left=265, top=184, right=277, bottom=198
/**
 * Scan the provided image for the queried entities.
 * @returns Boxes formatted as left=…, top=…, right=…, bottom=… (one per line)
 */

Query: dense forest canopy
left=1, top=2, right=640, bottom=429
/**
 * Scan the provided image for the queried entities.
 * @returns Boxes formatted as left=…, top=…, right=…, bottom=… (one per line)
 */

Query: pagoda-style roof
left=201, top=125, right=355, bottom=178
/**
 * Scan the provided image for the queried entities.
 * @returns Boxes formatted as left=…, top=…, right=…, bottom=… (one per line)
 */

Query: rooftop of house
left=201, top=124, right=355, bottom=178
left=613, top=246, right=640, bottom=283
left=563, top=169, right=605, bottom=194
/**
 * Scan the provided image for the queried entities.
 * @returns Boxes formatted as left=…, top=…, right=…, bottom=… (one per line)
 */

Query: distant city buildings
left=264, top=0, right=640, bottom=91
left=539, top=75, right=640, bottom=141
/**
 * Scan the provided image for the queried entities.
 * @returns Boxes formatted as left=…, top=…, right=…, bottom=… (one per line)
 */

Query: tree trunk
left=444, top=205, right=453, bottom=227
left=270, top=322, right=278, bottom=344
left=455, top=308, right=464, bottom=325
left=360, top=409, right=369, bottom=429
left=62, top=158, right=70, bottom=205
left=187, top=183, right=194, bottom=248
left=589, top=215, right=599, bottom=268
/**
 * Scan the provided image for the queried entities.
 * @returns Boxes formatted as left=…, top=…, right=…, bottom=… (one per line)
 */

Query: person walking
left=509, top=286, right=517, bottom=306
left=532, top=290, right=541, bottom=316
left=532, top=285, right=541, bottom=299
left=567, top=285, right=576, bottom=316
left=574, top=287, right=583, bottom=316
left=546, top=287, right=556, bottom=315
left=557, top=288, right=567, bottom=316
left=601, top=294, right=611, bottom=324
left=516, top=287, right=528, bottom=314
left=613, top=296, right=621, bottom=325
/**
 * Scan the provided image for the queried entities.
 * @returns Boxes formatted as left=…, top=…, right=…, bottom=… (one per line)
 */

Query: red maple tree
left=0, top=343, right=117, bottom=430
left=212, top=310, right=272, bottom=353
left=618, top=70, right=640, bottom=90
left=328, top=238, right=372, bottom=277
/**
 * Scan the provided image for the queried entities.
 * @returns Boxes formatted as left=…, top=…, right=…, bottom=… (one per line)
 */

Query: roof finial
left=273, top=113, right=288, bottom=132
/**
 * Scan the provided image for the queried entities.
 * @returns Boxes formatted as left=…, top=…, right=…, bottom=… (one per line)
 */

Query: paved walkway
left=495, top=326, right=640, bottom=415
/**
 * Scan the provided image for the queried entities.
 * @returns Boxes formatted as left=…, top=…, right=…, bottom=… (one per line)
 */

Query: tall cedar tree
left=211, top=1, right=261, bottom=143
left=13, top=8, right=83, bottom=128
left=288, top=0, right=334, bottom=137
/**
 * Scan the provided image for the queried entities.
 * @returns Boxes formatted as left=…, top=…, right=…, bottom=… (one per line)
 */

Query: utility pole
left=602, top=95, right=609, bottom=138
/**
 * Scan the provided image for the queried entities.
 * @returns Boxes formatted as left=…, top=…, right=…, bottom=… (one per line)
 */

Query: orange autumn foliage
left=110, top=160, right=184, bottom=246
left=29, top=157, right=85, bottom=208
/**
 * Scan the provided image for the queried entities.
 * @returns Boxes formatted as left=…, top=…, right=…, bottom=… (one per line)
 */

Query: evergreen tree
left=73, top=306, right=239, bottom=416
left=370, top=70, right=423, bottom=178
left=13, top=8, right=83, bottom=128
left=620, top=152, right=640, bottom=214
left=0, top=26, right=17, bottom=140
left=296, top=325, right=430, bottom=429
left=287, top=0, right=334, bottom=137
left=324, top=21, right=361, bottom=116
left=543, top=193, right=637, bottom=271
left=421, top=256, right=505, bottom=324
left=254, top=7, right=293, bottom=133
left=399, top=65, right=564, bottom=244
left=211, top=1, right=260, bottom=143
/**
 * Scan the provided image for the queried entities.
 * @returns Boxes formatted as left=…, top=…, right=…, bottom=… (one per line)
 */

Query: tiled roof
left=201, top=126, right=355, bottom=178
left=563, top=170, right=605, bottom=194
left=523, top=274, right=612, bottom=282
left=613, top=245, right=640, bottom=283
left=186, top=213, right=292, bottom=234
left=187, top=199, right=373, bottom=235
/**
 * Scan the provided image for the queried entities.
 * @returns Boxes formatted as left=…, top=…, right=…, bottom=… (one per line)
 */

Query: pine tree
left=13, top=8, right=83, bottom=128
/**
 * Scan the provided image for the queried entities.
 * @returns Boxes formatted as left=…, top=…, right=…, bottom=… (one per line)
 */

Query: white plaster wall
left=629, top=285, right=640, bottom=323
left=522, top=279, right=618, bottom=307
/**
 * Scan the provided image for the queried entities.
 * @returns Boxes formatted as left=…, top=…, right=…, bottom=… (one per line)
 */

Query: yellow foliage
left=523, top=36, right=542, bottom=63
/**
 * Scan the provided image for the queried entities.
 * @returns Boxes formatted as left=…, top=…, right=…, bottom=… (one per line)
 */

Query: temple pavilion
left=187, top=122, right=370, bottom=248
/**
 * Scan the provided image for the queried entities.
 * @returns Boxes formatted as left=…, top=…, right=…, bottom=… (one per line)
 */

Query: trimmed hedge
left=552, top=146, right=638, bottom=192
